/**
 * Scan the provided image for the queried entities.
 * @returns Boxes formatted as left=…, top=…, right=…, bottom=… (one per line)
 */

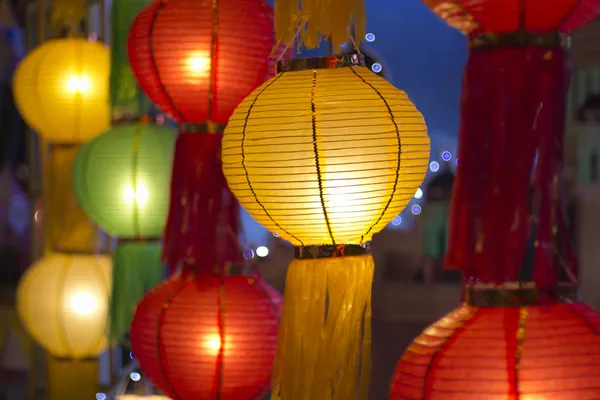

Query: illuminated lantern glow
left=73, top=123, right=175, bottom=238
left=72, top=122, right=176, bottom=340
left=12, top=38, right=110, bottom=144
left=130, top=273, right=280, bottom=400
left=421, top=1, right=600, bottom=285
left=128, top=0, right=273, bottom=125
left=16, top=252, right=111, bottom=358
left=390, top=284, right=600, bottom=399
left=223, top=55, right=430, bottom=398
left=127, top=0, right=275, bottom=272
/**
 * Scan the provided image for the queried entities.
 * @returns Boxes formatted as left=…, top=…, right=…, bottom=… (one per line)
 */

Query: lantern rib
left=310, top=70, right=336, bottom=245
left=512, top=307, right=528, bottom=396
left=239, top=73, right=304, bottom=246
left=147, top=1, right=185, bottom=123
left=347, top=67, right=403, bottom=243
left=55, top=257, right=74, bottom=356
left=155, top=277, right=191, bottom=400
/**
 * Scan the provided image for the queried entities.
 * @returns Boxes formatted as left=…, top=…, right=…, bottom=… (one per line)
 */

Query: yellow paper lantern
left=223, top=56, right=429, bottom=246
left=16, top=252, right=111, bottom=358
left=12, top=37, right=110, bottom=144
left=223, top=55, right=430, bottom=399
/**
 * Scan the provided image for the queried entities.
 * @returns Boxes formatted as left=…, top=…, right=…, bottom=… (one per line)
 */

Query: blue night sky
left=242, top=0, right=468, bottom=246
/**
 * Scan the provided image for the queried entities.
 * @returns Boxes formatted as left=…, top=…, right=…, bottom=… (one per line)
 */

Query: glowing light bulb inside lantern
left=202, top=334, right=226, bottom=356
left=185, top=51, right=211, bottom=82
left=66, top=75, right=91, bottom=94
left=123, top=183, right=149, bottom=207
left=69, top=291, right=98, bottom=316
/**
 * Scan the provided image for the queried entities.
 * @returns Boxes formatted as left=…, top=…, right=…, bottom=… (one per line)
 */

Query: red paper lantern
left=128, top=0, right=273, bottom=125
left=130, top=273, right=280, bottom=400
left=424, top=0, right=600, bottom=34
left=390, top=302, right=600, bottom=399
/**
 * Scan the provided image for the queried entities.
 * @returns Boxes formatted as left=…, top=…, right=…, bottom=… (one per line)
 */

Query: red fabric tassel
left=162, top=131, right=241, bottom=275
left=446, top=46, right=570, bottom=288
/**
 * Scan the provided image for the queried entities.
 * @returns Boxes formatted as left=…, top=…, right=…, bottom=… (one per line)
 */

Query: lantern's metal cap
left=464, top=282, right=577, bottom=307
left=469, top=32, right=570, bottom=50
left=276, top=54, right=365, bottom=73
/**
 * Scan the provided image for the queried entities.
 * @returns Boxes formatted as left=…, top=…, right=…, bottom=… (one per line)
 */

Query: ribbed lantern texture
left=433, top=0, right=600, bottom=287
left=130, top=273, right=280, bottom=400
left=72, top=123, right=176, bottom=340
left=390, top=303, right=600, bottom=399
left=16, top=252, right=112, bottom=358
left=12, top=37, right=110, bottom=144
left=222, top=60, right=430, bottom=398
left=128, top=0, right=274, bottom=272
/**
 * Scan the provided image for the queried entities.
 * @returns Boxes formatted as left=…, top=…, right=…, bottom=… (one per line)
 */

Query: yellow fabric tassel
left=274, top=0, right=366, bottom=51
left=47, top=146, right=99, bottom=253
left=271, top=254, right=373, bottom=400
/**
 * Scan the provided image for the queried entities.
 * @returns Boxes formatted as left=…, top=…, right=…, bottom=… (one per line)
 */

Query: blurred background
left=2, top=0, right=600, bottom=398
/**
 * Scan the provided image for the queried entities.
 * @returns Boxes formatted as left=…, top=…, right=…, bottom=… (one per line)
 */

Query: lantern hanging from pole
left=422, top=1, right=600, bottom=290
left=222, top=54, right=430, bottom=399
left=16, top=252, right=111, bottom=358
left=72, top=122, right=176, bottom=340
left=130, top=272, right=281, bottom=400
left=128, top=0, right=275, bottom=273
left=390, top=284, right=600, bottom=399
left=12, top=37, right=110, bottom=144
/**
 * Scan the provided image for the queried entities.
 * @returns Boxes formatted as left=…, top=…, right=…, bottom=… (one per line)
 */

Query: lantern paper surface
left=12, top=38, right=110, bottom=144
left=128, top=0, right=273, bottom=125
left=16, top=252, right=111, bottom=358
left=73, top=123, right=175, bottom=238
left=223, top=66, right=430, bottom=246
left=390, top=303, right=600, bottom=399
left=422, top=0, right=600, bottom=34
left=131, top=273, right=280, bottom=400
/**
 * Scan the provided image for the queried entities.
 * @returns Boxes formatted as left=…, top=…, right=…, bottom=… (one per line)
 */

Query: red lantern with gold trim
left=128, top=0, right=275, bottom=272
left=390, top=292, right=600, bottom=399
left=130, top=272, right=281, bottom=400
left=422, top=0, right=600, bottom=288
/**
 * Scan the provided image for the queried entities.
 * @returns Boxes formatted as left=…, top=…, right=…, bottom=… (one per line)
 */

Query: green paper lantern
left=73, top=122, right=175, bottom=340
left=73, top=123, right=175, bottom=237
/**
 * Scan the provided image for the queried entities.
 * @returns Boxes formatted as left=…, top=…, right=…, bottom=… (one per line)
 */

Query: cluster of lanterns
left=8, top=0, right=600, bottom=400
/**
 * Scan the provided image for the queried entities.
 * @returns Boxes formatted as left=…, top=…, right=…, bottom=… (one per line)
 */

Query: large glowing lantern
left=12, top=38, right=110, bottom=144
left=390, top=285, right=600, bottom=399
left=222, top=54, right=430, bottom=398
left=128, top=0, right=273, bottom=125
left=130, top=273, right=280, bottom=399
left=16, top=252, right=111, bottom=358
left=72, top=122, right=176, bottom=340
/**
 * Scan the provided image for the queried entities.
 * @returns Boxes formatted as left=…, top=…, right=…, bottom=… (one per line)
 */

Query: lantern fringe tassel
left=109, top=241, right=164, bottom=340
left=274, top=0, right=366, bottom=51
left=162, top=132, right=241, bottom=274
left=271, top=254, right=372, bottom=400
